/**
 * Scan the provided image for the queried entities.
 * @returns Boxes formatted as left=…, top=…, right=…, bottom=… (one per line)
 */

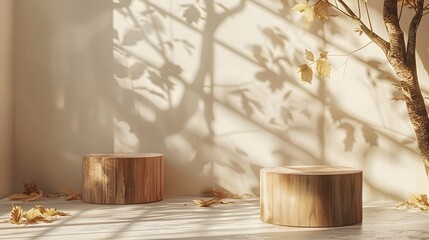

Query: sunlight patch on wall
left=114, top=118, right=140, bottom=152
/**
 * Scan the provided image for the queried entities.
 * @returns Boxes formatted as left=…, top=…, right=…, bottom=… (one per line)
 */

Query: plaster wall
left=0, top=0, right=14, bottom=198
left=13, top=0, right=429, bottom=200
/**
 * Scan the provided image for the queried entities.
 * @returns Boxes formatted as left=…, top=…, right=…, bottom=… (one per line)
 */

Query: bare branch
left=405, top=0, right=418, bottom=11
left=333, top=0, right=389, bottom=54
left=364, top=1, right=373, bottom=33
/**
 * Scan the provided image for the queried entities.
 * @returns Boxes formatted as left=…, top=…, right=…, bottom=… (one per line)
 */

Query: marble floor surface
left=1, top=197, right=429, bottom=240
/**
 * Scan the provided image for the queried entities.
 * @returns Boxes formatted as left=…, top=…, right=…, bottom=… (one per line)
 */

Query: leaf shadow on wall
left=111, top=0, right=425, bottom=199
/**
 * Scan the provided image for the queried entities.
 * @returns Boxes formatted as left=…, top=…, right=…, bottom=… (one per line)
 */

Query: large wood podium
left=260, top=166, right=362, bottom=227
left=82, top=153, right=164, bottom=204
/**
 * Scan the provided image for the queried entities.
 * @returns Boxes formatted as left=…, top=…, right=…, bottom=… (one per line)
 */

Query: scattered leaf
left=298, top=64, right=313, bottom=83
left=203, top=187, right=239, bottom=199
left=398, top=193, right=429, bottom=211
left=9, top=205, right=24, bottom=225
left=23, top=191, right=44, bottom=202
left=8, top=193, right=31, bottom=201
left=25, top=208, right=44, bottom=224
left=23, top=182, right=41, bottom=195
left=2, top=204, right=70, bottom=225
left=193, top=198, right=221, bottom=207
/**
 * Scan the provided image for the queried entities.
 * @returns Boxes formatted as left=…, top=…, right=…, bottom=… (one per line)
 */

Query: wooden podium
left=82, top=153, right=164, bottom=204
left=260, top=166, right=362, bottom=227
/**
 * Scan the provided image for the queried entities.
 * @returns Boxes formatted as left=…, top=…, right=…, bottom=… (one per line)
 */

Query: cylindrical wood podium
left=260, top=166, right=362, bottom=227
left=82, top=153, right=164, bottom=204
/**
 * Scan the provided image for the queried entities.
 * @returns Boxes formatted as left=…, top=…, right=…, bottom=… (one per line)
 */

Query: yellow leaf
left=298, top=64, right=313, bottom=84
left=43, top=208, right=59, bottom=216
left=314, top=0, right=330, bottom=22
left=292, top=3, right=314, bottom=29
left=25, top=208, right=42, bottom=220
left=193, top=198, right=221, bottom=207
left=316, top=58, right=330, bottom=78
left=36, top=205, right=46, bottom=214
left=291, top=3, right=307, bottom=11
left=320, top=50, right=329, bottom=59
left=305, top=49, right=314, bottom=61
left=421, top=194, right=429, bottom=206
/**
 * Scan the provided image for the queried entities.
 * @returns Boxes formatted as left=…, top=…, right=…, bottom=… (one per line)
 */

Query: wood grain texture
left=82, top=153, right=164, bottom=204
left=260, top=166, right=362, bottom=227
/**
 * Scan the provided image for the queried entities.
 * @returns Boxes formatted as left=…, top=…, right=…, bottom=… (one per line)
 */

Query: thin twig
left=364, top=2, right=373, bottom=32
left=399, top=0, right=405, bottom=20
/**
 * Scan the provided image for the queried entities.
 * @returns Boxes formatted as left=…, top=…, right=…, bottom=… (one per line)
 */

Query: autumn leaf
left=398, top=193, right=429, bottom=211
left=25, top=208, right=44, bottom=224
left=23, top=182, right=41, bottom=195
left=23, top=191, right=44, bottom=202
left=314, top=0, right=330, bottom=22
left=298, top=64, right=313, bottom=83
left=304, top=49, right=314, bottom=61
left=193, top=198, right=221, bottom=207
left=316, top=58, right=330, bottom=78
left=203, top=187, right=239, bottom=199
left=320, top=50, right=328, bottom=58
left=9, top=205, right=24, bottom=225
left=182, top=5, right=201, bottom=25
left=292, top=3, right=314, bottom=29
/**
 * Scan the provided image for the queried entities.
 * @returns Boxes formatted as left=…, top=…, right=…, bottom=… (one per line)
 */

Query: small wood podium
left=260, top=166, right=362, bottom=227
left=82, top=153, right=164, bottom=204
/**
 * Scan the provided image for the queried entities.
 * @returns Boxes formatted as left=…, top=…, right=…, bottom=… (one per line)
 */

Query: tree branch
left=406, top=0, right=424, bottom=65
left=334, top=0, right=389, bottom=54
left=383, top=0, right=407, bottom=64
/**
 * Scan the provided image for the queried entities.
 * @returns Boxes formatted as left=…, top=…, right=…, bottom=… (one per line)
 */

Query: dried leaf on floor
left=1, top=204, right=70, bottom=225
left=46, top=189, right=82, bottom=201
left=202, top=186, right=239, bottom=199
left=8, top=193, right=31, bottom=201
left=193, top=198, right=221, bottom=207
left=23, top=182, right=42, bottom=195
left=398, top=193, right=429, bottom=211
left=8, top=205, right=25, bottom=225
left=23, top=191, right=44, bottom=202
left=8, top=182, right=44, bottom=202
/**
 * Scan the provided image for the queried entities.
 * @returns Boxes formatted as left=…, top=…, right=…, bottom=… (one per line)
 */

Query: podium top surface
left=261, top=165, right=362, bottom=175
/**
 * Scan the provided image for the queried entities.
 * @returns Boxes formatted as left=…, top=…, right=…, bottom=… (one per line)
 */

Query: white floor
left=1, top=197, right=429, bottom=240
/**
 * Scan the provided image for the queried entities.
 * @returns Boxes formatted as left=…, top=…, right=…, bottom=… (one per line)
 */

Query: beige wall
left=14, top=0, right=114, bottom=193
left=0, top=0, right=14, bottom=198
left=14, top=0, right=429, bottom=200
